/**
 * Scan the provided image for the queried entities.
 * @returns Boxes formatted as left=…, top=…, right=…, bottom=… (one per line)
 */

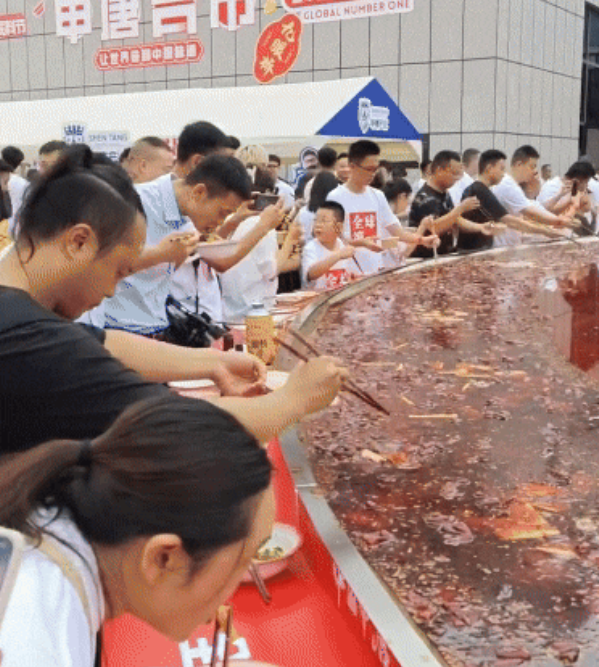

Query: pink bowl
left=241, top=523, right=302, bottom=584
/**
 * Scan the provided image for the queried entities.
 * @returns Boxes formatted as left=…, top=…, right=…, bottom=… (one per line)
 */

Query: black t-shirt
left=0, top=287, right=169, bottom=453
left=458, top=181, right=508, bottom=251
left=408, top=184, right=455, bottom=258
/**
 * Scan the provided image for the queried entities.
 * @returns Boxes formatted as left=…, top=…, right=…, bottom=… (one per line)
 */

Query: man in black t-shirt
left=459, top=149, right=527, bottom=251
left=409, top=150, right=480, bottom=258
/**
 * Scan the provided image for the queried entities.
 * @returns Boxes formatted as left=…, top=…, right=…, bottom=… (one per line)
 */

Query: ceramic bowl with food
left=241, top=522, right=302, bottom=583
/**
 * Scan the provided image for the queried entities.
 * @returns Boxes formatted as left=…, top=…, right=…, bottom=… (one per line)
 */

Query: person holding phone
left=0, top=386, right=345, bottom=665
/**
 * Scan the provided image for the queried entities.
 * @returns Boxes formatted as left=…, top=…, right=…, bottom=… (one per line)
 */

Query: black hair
left=1, top=146, right=25, bottom=170
left=39, top=140, right=67, bottom=156
left=227, top=136, right=241, bottom=151
left=431, top=150, right=462, bottom=172
left=26, top=168, right=40, bottom=184
left=317, top=146, right=337, bottom=169
left=541, top=163, right=552, bottom=171
left=268, top=154, right=281, bottom=166
left=383, top=178, right=412, bottom=202
left=119, top=147, right=131, bottom=163
left=0, top=395, right=272, bottom=569
left=319, top=201, right=345, bottom=223
left=186, top=154, right=252, bottom=200
left=177, top=121, right=230, bottom=163
left=420, top=158, right=432, bottom=173
left=17, top=145, right=144, bottom=259
left=511, top=145, right=540, bottom=166
left=253, top=166, right=276, bottom=193
left=349, top=140, right=380, bottom=163
left=308, top=171, right=340, bottom=213
left=337, top=152, right=349, bottom=161
left=565, top=161, right=596, bottom=181
left=479, top=149, right=507, bottom=174
left=0, top=160, right=13, bottom=174
left=462, top=148, right=480, bottom=167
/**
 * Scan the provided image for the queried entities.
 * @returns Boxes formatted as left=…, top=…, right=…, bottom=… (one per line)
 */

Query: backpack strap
left=37, top=538, right=93, bottom=628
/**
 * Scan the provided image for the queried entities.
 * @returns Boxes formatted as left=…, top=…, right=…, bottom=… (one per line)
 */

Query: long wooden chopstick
left=222, top=607, right=233, bottom=667
left=249, top=561, right=272, bottom=604
left=275, top=334, right=390, bottom=416
left=286, top=329, right=390, bottom=415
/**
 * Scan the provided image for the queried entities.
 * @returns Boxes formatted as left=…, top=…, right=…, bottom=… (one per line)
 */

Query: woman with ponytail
left=0, top=394, right=276, bottom=666
left=0, top=145, right=346, bottom=452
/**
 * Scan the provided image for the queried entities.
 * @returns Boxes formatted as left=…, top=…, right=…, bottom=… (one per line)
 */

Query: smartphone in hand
left=253, top=193, right=280, bottom=211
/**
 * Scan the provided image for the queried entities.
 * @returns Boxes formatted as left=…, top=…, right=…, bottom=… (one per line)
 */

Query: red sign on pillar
left=253, top=14, right=302, bottom=84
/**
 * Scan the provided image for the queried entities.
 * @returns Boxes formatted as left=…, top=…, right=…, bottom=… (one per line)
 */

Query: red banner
left=95, top=38, right=203, bottom=71
left=253, top=14, right=302, bottom=84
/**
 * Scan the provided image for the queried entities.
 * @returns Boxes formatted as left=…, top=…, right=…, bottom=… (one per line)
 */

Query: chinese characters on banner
left=282, top=0, right=413, bottom=23
left=349, top=212, right=377, bottom=240
left=0, top=14, right=27, bottom=39
left=52, top=0, right=203, bottom=70
left=254, top=14, right=302, bottom=84
left=96, top=39, right=203, bottom=70
left=210, top=0, right=256, bottom=32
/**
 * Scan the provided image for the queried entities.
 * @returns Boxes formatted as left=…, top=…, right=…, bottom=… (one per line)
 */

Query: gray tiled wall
left=0, top=0, right=589, bottom=171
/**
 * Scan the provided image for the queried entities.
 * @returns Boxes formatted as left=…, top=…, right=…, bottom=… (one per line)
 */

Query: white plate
left=187, top=240, right=240, bottom=263
left=169, top=371, right=289, bottom=392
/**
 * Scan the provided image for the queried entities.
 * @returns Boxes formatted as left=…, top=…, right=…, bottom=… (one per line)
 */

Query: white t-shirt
left=276, top=180, right=295, bottom=209
left=492, top=174, right=535, bottom=247
left=588, top=178, right=599, bottom=206
left=170, top=221, right=223, bottom=323
left=327, top=185, right=396, bottom=274
left=7, top=174, right=29, bottom=237
left=302, top=238, right=358, bottom=291
left=0, top=511, right=104, bottom=667
left=220, top=216, right=278, bottom=323
left=297, top=206, right=315, bottom=241
left=104, top=174, right=190, bottom=334
left=448, top=173, right=474, bottom=207
left=538, top=176, right=564, bottom=207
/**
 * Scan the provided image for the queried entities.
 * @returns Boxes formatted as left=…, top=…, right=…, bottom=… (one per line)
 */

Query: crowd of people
left=0, top=119, right=597, bottom=665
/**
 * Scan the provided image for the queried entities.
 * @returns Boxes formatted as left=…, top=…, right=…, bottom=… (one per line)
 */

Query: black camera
left=164, top=295, right=229, bottom=348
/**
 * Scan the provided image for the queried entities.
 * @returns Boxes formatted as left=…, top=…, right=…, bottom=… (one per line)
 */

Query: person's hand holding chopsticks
left=283, top=356, right=349, bottom=415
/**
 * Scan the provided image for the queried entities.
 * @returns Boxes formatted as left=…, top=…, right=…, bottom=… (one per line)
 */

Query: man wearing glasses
left=328, top=140, right=438, bottom=274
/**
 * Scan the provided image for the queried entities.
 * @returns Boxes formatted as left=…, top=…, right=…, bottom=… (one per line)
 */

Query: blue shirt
left=104, top=174, right=188, bottom=334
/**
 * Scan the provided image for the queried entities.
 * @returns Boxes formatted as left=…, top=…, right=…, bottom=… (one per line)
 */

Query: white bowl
left=241, top=523, right=302, bottom=583
left=187, top=240, right=240, bottom=263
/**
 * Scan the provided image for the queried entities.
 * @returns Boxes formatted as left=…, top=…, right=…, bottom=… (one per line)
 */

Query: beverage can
left=245, top=302, right=276, bottom=364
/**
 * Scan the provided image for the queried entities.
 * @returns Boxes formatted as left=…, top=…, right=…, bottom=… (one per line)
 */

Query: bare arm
left=307, top=246, right=354, bottom=281
left=103, top=330, right=268, bottom=396
left=203, top=202, right=285, bottom=273
left=216, top=201, right=256, bottom=239
left=132, top=231, right=200, bottom=273
left=501, top=214, right=567, bottom=238
left=276, top=220, right=303, bottom=275
left=209, top=356, right=347, bottom=444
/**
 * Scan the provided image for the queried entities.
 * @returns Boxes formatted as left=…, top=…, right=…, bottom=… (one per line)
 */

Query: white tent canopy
left=0, top=77, right=420, bottom=158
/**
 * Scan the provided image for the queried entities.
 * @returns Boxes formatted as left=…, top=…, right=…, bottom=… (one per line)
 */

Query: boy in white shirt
left=328, top=140, right=438, bottom=274
left=303, top=202, right=359, bottom=291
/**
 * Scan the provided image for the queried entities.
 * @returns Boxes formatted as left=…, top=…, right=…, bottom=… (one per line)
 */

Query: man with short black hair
left=37, top=140, right=67, bottom=175
left=541, top=164, right=552, bottom=184
left=492, top=145, right=571, bottom=246
left=383, top=179, right=412, bottom=223
left=267, top=154, right=294, bottom=208
left=459, top=150, right=560, bottom=251
left=302, top=146, right=338, bottom=203
left=335, top=152, right=350, bottom=183
left=538, top=161, right=596, bottom=215
left=328, top=140, right=437, bottom=273
left=104, top=155, right=284, bottom=336
left=409, top=150, right=481, bottom=257
left=125, top=137, right=174, bottom=184
left=449, top=148, right=480, bottom=206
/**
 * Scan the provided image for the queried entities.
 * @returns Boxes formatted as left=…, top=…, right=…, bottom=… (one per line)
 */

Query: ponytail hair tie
left=77, top=440, right=94, bottom=470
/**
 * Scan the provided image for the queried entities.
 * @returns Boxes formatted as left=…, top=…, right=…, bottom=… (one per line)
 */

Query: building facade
left=0, top=0, right=596, bottom=173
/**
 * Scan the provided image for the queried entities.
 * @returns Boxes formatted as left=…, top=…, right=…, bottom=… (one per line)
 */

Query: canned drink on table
left=245, top=302, right=276, bottom=365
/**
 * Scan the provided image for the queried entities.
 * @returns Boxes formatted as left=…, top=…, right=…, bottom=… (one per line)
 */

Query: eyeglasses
left=355, top=164, right=379, bottom=174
